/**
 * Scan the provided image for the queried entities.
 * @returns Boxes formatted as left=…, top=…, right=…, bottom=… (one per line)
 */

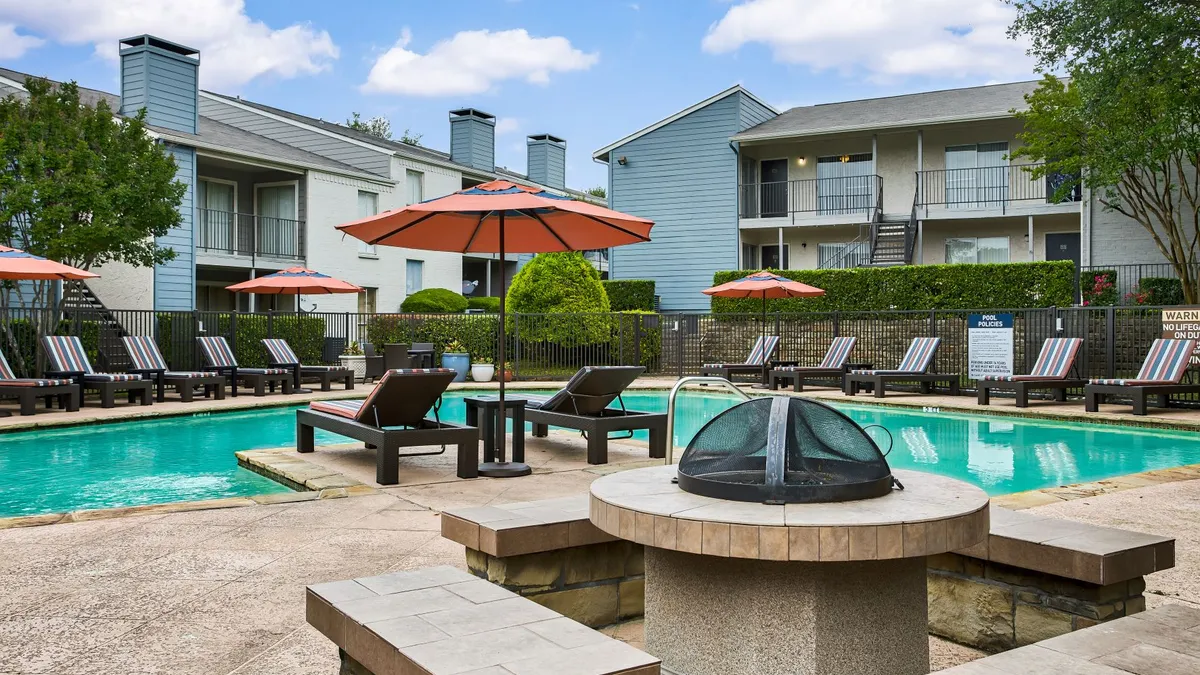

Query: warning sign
left=968, top=313, right=1014, bottom=379
left=1161, top=307, right=1200, bottom=366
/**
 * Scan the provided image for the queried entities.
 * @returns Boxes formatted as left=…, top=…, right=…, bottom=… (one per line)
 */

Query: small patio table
left=463, top=394, right=527, bottom=464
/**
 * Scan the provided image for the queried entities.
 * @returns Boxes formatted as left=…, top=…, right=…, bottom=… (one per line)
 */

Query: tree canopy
left=345, top=112, right=392, bottom=140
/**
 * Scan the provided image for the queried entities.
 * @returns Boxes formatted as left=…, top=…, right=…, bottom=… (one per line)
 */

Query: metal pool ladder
left=665, top=377, right=751, bottom=465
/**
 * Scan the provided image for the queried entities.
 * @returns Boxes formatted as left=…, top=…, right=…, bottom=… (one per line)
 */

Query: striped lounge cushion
left=817, top=337, right=857, bottom=369
left=43, top=335, right=95, bottom=373
left=262, top=339, right=300, bottom=366
left=301, top=365, right=342, bottom=372
left=84, top=373, right=143, bottom=382
left=389, top=368, right=455, bottom=374
left=1089, top=378, right=1172, bottom=386
left=240, top=368, right=290, bottom=376
left=981, top=375, right=1017, bottom=381
left=310, top=399, right=364, bottom=419
left=165, top=371, right=214, bottom=378
left=0, top=378, right=74, bottom=387
left=776, top=366, right=836, bottom=372
left=123, top=336, right=169, bottom=371
left=197, top=337, right=238, bottom=368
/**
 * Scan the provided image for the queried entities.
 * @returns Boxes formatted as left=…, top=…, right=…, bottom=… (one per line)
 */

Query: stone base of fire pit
left=645, top=550, right=928, bottom=675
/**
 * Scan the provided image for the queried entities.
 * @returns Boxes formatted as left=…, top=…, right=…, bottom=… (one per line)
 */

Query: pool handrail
left=665, top=377, right=751, bottom=465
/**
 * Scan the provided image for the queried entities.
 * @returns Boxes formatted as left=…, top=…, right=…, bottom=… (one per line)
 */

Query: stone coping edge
left=992, top=461, right=1200, bottom=510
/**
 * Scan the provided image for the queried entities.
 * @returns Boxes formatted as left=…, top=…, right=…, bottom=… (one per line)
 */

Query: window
left=816, top=154, right=874, bottom=215
left=818, top=242, right=870, bottom=269
left=197, top=179, right=237, bottom=251
left=405, top=259, right=424, bottom=295
left=945, top=143, right=1009, bottom=208
left=741, top=243, right=759, bottom=269
left=739, top=159, right=759, bottom=218
left=357, top=191, right=378, bottom=255
left=761, top=244, right=789, bottom=269
left=945, top=237, right=1010, bottom=264
left=358, top=287, right=378, bottom=314
left=406, top=170, right=424, bottom=205
left=255, top=183, right=299, bottom=257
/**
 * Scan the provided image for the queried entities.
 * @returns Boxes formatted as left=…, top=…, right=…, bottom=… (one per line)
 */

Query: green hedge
left=2, top=319, right=99, bottom=377
left=366, top=314, right=499, bottom=364
left=155, top=313, right=326, bottom=369
left=603, top=280, right=655, bottom=311
left=710, top=261, right=1076, bottom=313
left=612, top=310, right=661, bottom=368
left=1133, top=277, right=1185, bottom=306
left=401, top=288, right=469, bottom=313
left=1081, top=269, right=1118, bottom=306
left=467, top=296, right=501, bottom=313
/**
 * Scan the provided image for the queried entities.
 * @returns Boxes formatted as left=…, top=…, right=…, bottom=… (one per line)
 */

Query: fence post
left=929, top=309, right=937, bottom=336
left=267, top=310, right=274, bottom=339
left=832, top=311, right=840, bottom=338
left=633, top=313, right=642, bottom=368
left=513, top=313, right=521, bottom=380
left=677, top=314, right=684, bottom=378
left=1105, top=305, right=1116, bottom=379
left=230, top=311, right=238, bottom=355
left=345, top=313, right=351, bottom=347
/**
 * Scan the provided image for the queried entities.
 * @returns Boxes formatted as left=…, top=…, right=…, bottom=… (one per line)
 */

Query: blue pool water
left=3, top=391, right=1200, bottom=517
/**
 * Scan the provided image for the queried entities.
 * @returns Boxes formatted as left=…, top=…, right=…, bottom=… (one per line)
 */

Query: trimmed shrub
left=155, top=313, right=326, bottom=369
left=366, top=314, right=499, bottom=365
left=612, top=310, right=662, bottom=369
left=1131, top=277, right=1185, bottom=306
left=506, top=252, right=611, bottom=345
left=467, top=296, right=501, bottom=313
left=401, top=288, right=469, bottom=313
left=1081, top=269, right=1118, bottom=306
left=603, top=280, right=655, bottom=311
left=710, top=261, right=1077, bottom=313
left=2, top=318, right=99, bottom=377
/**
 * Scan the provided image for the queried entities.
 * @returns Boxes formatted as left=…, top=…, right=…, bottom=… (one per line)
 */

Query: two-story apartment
left=0, top=35, right=600, bottom=315
left=595, top=82, right=1153, bottom=311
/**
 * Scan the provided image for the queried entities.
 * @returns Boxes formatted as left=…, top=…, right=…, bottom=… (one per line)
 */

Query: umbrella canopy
left=335, top=180, right=653, bottom=252
left=225, top=267, right=363, bottom=295
left=702, top=271, right=825, bottom=300
left=0, top=246, right=98, bottom=281
left=336, top=179, right=654, bottom=478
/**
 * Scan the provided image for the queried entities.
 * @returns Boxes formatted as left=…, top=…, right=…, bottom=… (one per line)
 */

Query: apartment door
left=945, top=143, right=1008, bottom=208
left=761, top=244, right=789, bottom=269
left=197, top=179, right=236, bottom=251
left=817, top=154, right=873, bottom=215
left=1045, top=233, right=1081, bottom=267
left=760, top=159, right=788, bottom=218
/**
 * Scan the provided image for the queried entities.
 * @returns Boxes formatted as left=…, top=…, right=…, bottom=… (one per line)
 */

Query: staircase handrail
left=820, top=223, right=870, bottom=269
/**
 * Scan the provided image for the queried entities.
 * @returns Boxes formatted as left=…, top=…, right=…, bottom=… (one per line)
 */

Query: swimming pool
left=2, top=391, right=1200, bottom=517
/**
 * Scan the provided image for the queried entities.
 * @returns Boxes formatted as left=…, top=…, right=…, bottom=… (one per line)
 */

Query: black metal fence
left=1079, top=263, right=1200, bottom=305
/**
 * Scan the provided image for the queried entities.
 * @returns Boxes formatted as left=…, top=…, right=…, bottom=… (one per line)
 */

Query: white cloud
left=362, top=28, right=598, bottom=97
left=702, top=0, right=1033, bottom=81
left=0, top=0, right=338, bottom=89
left=495, top=117, right=520, bottom=135
left=0, top=23, right=43, bottom=59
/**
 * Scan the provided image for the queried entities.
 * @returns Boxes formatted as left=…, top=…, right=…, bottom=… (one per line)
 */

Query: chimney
left=119, top=35, right=199, bottom=134
left=449, top=108, right=496, bottom=172
left=526, top=134, right=566, bottom=190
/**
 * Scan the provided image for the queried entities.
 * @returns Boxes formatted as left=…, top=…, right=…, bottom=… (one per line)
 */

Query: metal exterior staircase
left=61, top=281, right=133, bottom=371
left=867, top=220, right=914, bottom=266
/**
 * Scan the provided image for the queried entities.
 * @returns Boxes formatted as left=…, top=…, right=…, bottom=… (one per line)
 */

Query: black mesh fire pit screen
left=677, top=396, right=898, bottom=504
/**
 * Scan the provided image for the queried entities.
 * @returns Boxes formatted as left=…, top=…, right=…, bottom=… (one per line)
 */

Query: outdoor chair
left=410, top=342, right=435, bottom=369
left=700, top=335, right=780, bottom=384
left=977, top=338, right=1085, bottom=407
left=262, top=338, right=354, bottom=391
left=42, top=336, right=152, bottom=408
left=1084, top=338, right=1200, bottom=415
left=383, top=343, right=412, bottom=371
left=296, top=368, right=478, bottom=484
left=122, top=335, right=226, bottom=403
left=362, top=343, right=386, bottom=382
left=196, top=336, right=293, bottom=397
left=0, top=348, right=79, bottom=415
left=769, top=336, right=858, bottom=392
left=844, top=337, right=960, bottom=398
left=515, top=365, right=666, bottom=465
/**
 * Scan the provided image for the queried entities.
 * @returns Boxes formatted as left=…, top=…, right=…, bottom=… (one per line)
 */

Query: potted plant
left=500, top=361, right=514, bottom=382
left=338, top=342, right=367, bottom=381
left=441, top=339, right=470, bottom=382
left=470, top=351, right=495, bottom=383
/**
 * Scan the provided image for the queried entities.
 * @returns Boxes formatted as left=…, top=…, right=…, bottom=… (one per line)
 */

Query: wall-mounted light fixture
left=617, top=156, right=628, bottom=166
left=839, top=154, right=851, bottom=163
left=796, top=156, right=807, bottom=166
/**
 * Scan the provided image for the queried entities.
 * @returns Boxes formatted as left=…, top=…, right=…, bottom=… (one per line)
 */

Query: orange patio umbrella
left=225, top=267, right=363, bottom=295
left=336, top=179, right=654, bottom=478
left=0, top=245, right=98, bottom=280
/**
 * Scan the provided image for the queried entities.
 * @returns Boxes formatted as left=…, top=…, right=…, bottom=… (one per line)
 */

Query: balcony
left=738, top=176, right=883, bottom=228
left=916, top=164, right=1082, bottom=218
left=196, top=209, right=306, bottom=262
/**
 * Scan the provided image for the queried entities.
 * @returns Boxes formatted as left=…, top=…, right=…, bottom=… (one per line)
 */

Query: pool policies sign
left=968, top=313, right=1014, bottom=379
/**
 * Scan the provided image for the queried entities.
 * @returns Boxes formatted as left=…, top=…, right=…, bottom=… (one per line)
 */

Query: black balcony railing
left=739, top=176, right=883, bottom=220
left=916, top=164, right=1082, bottom=210
left=196, top=209, right=305, bottom=260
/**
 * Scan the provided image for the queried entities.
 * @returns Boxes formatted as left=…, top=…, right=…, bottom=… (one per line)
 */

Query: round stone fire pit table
left=589, top=465, right=989, bottom=675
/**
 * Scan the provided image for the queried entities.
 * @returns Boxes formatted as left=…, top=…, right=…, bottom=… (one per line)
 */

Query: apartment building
left=0, top=35, right=599, bottom=315
left=595, top=83, right=1152, bottom=311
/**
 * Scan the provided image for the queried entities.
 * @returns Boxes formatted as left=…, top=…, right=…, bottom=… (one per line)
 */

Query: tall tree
left=345, top=112, right=393, bottom=140
left=0, top=77, right=184, bottom=369
left=1008, top=0, right=1200, bottom=301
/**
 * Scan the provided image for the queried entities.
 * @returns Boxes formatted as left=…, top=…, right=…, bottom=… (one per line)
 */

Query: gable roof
left=592, top=85, right=778, bottom=161
left=732, top=80, right=1043, bottom=142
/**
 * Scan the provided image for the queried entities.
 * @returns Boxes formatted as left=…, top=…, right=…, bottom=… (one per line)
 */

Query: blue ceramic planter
left=441, top=352, right=470, bottom=382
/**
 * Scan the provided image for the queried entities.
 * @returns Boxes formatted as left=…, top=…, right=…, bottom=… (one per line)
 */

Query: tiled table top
left=306, top=565, right=660, bottom=675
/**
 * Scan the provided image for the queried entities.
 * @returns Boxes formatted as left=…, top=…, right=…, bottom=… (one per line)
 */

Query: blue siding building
left=595, top=86, right=777, bottom=311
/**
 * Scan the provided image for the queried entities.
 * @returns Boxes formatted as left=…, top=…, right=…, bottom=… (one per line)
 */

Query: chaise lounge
left=769, top=336, right=857, bottom=392
left=197, top=336, right=293, bottom=397
left=844, top=337, right=959, bottom=398
left=262, top=338, right=354, bottom=392
left=0, top=348, right=79, bottom=415
left=42, top=336, right=153, bottom=408
left=296, top=368, right=478, bottom=484
left=700, top=335, right=780, bottom=384
left=977, top=337, right=1085, bottom=407
left=1085, top=338, right=1200, bottom=415
left=123, top=335, right=226, bottom=402
left=518, top=365, right=666, bottom=465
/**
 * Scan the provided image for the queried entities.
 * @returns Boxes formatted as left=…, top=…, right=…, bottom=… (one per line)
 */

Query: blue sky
left=0, top=0, right=1037, bottom=189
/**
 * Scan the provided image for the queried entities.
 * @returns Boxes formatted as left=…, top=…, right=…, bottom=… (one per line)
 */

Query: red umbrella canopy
left=702, top=271, right=825, bottom=299
left=225, top=267, right=363, bottom=295
left=335, top=180, right=654, bottom=253
left=0, top=245, right=98, bottom=281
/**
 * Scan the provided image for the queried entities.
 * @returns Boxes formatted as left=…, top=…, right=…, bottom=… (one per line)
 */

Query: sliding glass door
left=945, top=143, right=1008, bottom=208
left=255, top=183, right=298, bottom=257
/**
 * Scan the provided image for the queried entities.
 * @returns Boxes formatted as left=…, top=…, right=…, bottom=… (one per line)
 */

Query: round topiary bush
left=401, top=288, right=469, bottom=313
left=467, top=296, right=501, bottom=313
left=505, top=252, right=611, bottom=345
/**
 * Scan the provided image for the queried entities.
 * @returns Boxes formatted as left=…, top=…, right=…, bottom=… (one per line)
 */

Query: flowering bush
left=1081, top=271, right=1117, bottom=306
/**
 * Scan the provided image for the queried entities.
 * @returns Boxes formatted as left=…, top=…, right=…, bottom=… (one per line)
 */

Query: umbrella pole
left=478, top=211, right=531, bottom=478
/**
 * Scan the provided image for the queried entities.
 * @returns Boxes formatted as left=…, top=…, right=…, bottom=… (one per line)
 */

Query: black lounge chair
left=263, top=338, right=354, bottom=392
left=700, top=335, right=780, bottom=384
left=296, top=368, right=478, bottom=484
left=197, top=336, right=293, bottom=397
left=42, top=336, right=152, bottom=408
left=123, top=335, right=226, bottom=402
left=844, top=337, right=959, bottom=398
left=977, top=338, right=1085, bottom=407
left=516, top=366, right=666, bottom=465
left=1085, top=338, right=1200, bottom=415
left=0, top=348, right=79, bottom=415
left=769, top=337, right=857, bottom=392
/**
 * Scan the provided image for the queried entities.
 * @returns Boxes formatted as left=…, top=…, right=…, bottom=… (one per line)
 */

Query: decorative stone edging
left=991, top=462, right=1200, bottom=510
left=236, top=447, right=369, bottom=492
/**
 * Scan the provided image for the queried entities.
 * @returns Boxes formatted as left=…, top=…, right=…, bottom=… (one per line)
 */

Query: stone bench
left=306, top=565, right=660, bottom=675
left=938, top=602, right=1200, bottom=674
left=440, top=496, right=1175, bottom=652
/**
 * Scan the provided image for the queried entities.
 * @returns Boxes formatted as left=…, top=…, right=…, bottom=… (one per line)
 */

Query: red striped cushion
left=310, top=399, right=364, bottom=419
left=84, top=373, right=143, bottom=382
left=165, top=371, right=214, bottom=378
left=240, top=368, right=290, bottom=376
left=0, top=378, right=74, bottom=387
